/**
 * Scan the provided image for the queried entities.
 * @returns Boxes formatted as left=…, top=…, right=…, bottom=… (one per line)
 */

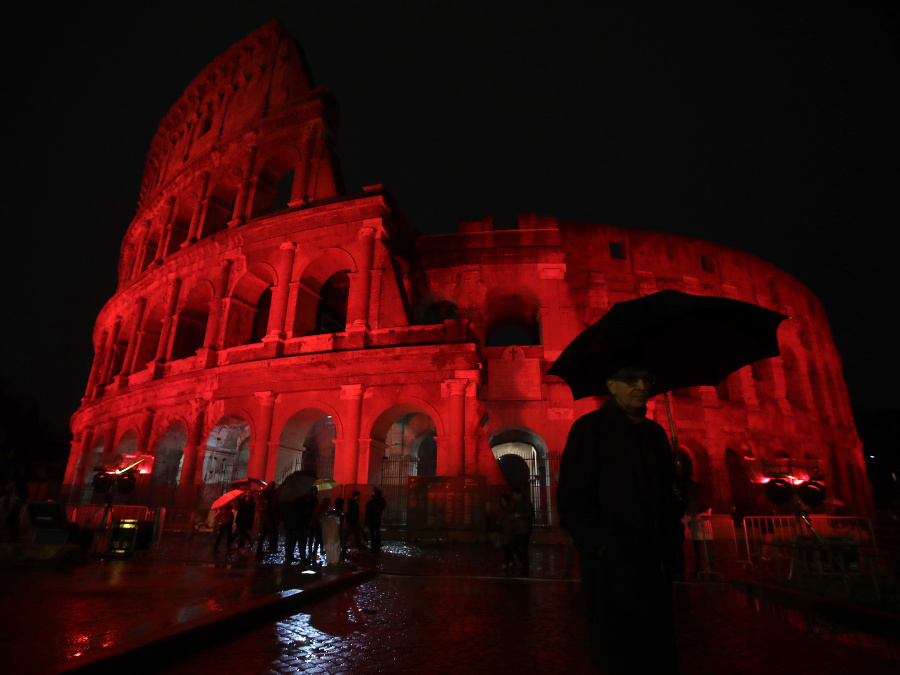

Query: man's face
left=606, top=367, right=655, bottom=409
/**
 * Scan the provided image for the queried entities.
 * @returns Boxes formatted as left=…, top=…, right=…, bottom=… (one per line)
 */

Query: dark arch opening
left=314, top=271, right=349, bottom=334
left=250, top=287, right=273, bottom=343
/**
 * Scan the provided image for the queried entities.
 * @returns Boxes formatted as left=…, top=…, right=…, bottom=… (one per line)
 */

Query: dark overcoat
left=557, top=398, right=682, bottom=674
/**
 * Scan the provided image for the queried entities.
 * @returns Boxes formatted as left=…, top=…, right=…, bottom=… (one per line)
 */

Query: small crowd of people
left=213, top=484, right=388, bottom=566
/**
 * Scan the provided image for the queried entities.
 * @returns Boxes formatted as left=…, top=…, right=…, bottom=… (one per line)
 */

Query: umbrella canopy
left=313, top=478, right=341, bottom=491
left=548, top=290, right=788, bottom=399
left=229, top=477, right=267, bottom=491
left=210, top=489, right=245, bottom=511
left=278, top=469, right=318, bottom=503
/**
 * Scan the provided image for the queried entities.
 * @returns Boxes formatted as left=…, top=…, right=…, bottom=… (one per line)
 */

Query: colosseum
left=62, top=21, right=870, bottom=534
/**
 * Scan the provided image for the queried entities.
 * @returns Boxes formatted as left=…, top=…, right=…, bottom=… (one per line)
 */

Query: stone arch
left=152, top=419, right=187, bottom=485
left=199, top=168, right=241, bottom=239
left=292, top=248, right=357, bottom=337
left=485, top=286, right=541, bottom=346
left=166, top=195, right=195, bottom=253
left=679, top=442, right=715, bottom=506
left=750, top=360, right=774, bottom=403
left=115, top=429, right=139, bottom=457
left=222, top=263, right=278, bottom=348
left=248, top=145, right=302, bottom=218
left=275, top=407, right=339, bottom=483
left=370, top=403, right=445, bottom=488
left=780, top=347, right=808, bottom=409
left=108, top=312, right=140, bottom=381
left=489, top=425, right=553, bottom=525
left=202, top=414, right=252, bottom=486
left=132, top=298, right=167, bottom=372
left=170, top=280, right=214, bottom=361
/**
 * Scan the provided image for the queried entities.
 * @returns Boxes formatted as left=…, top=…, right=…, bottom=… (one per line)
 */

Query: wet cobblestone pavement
left=1, top=536, right=896, bottom=674
left=159, top=541, right=896, bottom=675
left=159, top=574, right=897, bottom=674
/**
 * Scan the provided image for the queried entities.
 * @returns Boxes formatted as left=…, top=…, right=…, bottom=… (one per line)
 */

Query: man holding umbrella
left=558, top=359, right=682, bottom=674
left=553, top=289, right=787, bottom=674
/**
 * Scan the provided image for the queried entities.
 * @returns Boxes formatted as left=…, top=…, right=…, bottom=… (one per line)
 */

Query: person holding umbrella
left=557, top=359, right=682, bottom=674
left=552, top=289, right=788, bottom=674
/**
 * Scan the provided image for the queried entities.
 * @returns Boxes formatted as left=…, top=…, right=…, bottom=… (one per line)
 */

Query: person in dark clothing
left=233, top=492, right=256, bottom=550
left=255, top=483, right=279, bottom=557
left=345, top=490, right=365, bottom=550
left=308, top=496, right=331, bottom=559
left=497, top=494, right=517, bottom=569
left=557, top=364, right=682, bottom=675
left=364, top=488, right=388, bottom=553
left=332, top=497, right=347, bottom=560
left=511, top=487, right=534, bottom=573
left=213, top=502, right=235, bottom=554
left=284, top=489, right=316, bottom=564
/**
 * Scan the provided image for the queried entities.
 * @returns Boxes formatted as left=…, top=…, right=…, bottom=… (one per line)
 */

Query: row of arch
left=91, top=247, right=357, bottom=393
left=78, top=401, right=867, bottom=519
left=76, top=404, right=558, bottom=518
left=125, top=134, right=336, bottom=287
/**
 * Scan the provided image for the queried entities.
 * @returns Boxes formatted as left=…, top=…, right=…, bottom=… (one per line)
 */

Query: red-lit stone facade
left=62, top=22, right=871, bottom=526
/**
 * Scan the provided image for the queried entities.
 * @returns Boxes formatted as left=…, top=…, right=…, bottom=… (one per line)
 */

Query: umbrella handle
left=663, top=391, right=679, bottom=453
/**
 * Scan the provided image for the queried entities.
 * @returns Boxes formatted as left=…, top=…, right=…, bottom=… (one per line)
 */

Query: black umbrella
left=548, top=290, right=788, bottom=456
left=548, top=289, right=788, bottom=399
left=278, top=469, right=318, bottom=503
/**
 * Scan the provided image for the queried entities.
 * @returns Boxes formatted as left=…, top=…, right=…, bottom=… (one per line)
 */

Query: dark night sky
left=2, top=2, right=897, bottom=439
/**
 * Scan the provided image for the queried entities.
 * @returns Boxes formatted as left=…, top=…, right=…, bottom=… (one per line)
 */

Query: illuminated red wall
left=62, top=21, right=870, bottom=521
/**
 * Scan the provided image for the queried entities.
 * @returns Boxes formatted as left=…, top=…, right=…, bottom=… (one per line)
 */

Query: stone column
left=347, top=225, right=377, bottom=327
left=183, top=172, right=211, bottom=246
left=131, top=220, right=151, bottom=278
left=292, top=123, right=318, bottom=206
left=248, top=392, right=277, bottom=480
left=97, top=317, right=123, bottom=386
left=265, top=242, right=296, bottom=339
left=155, top=277, right=182, bottom=363
left=64, top=429, right=92, bottom=487
left=538, top=263, right=568, bottom=360
left=229, top=146, right=257, bottom=227
left=336, top=384, right=364, bottom=484
left=153, top=197, right=177, bottom=265
left=443, top=378, right=468, bottom=476
left=84, top=332, right=106, bottom=399
left=138, top=408, right=155, bottom=456
left=177, top=400, right=207, bottom=507
left=118, top=297, right=147, bottom=378
left=203, top=259, right=233, bottom=349
left=73, top=430, right=100, bottom=501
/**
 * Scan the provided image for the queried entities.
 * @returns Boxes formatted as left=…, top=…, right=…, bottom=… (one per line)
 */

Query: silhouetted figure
left=498, top=494, right=517, bottom=570
left=511, top=487, right=534, bottom=573
left=345, top=490, right=365, bottom=549
left=558, top=364, right=682, bottom=674
left=364, top=488, right=388, bottom=553
left=213, top=503, right=234, bottom=554
left=332, top=497, right=347, bottom=560
left=255, top=483, right=280, bottom=556
left=284, top=489, right=316, bottom=564
left=308, top=496, right=331, bottom=559
left=233, top=492, right=255, bottom=550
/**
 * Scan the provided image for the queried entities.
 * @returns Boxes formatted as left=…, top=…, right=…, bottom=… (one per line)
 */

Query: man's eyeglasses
left=613, top=374, right=656, bottom=388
